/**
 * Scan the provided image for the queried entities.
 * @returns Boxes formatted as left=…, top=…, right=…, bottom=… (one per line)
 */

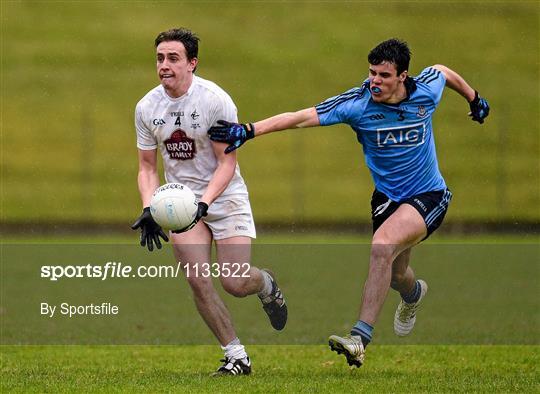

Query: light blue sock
left=350, top=320, right=373, bottom=347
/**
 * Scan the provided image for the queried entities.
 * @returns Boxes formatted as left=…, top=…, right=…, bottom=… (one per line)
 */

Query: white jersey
left=135, top=76, right=249, bottom=200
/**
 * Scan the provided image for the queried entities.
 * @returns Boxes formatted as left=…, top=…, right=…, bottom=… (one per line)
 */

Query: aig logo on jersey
left=164, top=129, right=196, bottom=160
left=377, top=122, right=426, bottom=148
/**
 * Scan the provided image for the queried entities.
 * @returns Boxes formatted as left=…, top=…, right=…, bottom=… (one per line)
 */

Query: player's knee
left=370, top=242, right=394, bottom=263
left=221, top=278, right=249, bottom=298
left=371, top=231, right=402, bottom=262
left=372, top=230, right=392, bottom=245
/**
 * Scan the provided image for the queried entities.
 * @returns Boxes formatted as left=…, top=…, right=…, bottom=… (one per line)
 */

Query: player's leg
left=391, top=247, right=429, bottom=336
left=215, top=236, right=262, bottom=297
left=173, top=223, right=252, bottom=376
left=209, top=195, right=288, bottom=331
left=329, top=204, right=426, bottom=367
left=171, top=221, right=237, bottom=347
left=359, top=203, right=426, bottom=327
left=391, top=189, right=452, bottom=336
left=390, top=248, right=415, bottom=293
left=215, top=235, right=288, bottom=331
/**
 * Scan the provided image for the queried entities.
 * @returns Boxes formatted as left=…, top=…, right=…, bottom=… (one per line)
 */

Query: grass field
left=2, top=1, right=539, bottom=223
left=1, top=345, right=538, bottom=392
left=2, top=236, right=539, bottom=345
left=1, top=233, right=538, bottom=391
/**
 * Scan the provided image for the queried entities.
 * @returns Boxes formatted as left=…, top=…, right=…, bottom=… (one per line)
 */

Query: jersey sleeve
left=208, top=92, right=238, bottom=127
left=135, top=103, right=158, bottom=150
left=315, top=86, right=367, bottom=126
left=414, top=67, right=446, bottom=105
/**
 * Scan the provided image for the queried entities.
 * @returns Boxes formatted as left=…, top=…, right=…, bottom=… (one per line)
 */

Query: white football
left=150, top=183, right=198, bottom=230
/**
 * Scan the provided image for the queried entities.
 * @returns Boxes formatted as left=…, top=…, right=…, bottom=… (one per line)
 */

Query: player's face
left=368, top=62, right=407, bottom=103
left=156, top=41, right=198, bottom=97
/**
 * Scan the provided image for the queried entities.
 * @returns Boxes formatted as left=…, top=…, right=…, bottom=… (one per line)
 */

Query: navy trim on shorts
left=371, top=188, right=452, bottom=239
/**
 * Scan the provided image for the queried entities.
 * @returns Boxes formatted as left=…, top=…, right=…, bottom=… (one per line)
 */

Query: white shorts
left=202, top=195, right=256, bottom=240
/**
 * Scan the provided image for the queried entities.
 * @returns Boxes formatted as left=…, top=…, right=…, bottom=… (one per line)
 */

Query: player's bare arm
left=208, top=107, right=320, bottom=153
left=253, top=107, right=320, bottom=136
left=200, top=140, right=238, bottom=204
left=136, top=148, right=160, bottom=207
left=131, top=148, right=169, bottom=251
left=432, top=64, right=490, bottom=123
left=432, top=64, right=475, bottom=101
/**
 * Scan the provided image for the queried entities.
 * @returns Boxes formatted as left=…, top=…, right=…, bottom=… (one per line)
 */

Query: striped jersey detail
left=316, top=84, right=367, bottom=115
left=414, top=67, right=441, bottom=86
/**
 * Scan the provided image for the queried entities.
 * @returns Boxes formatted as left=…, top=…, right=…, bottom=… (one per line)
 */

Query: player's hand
left=171, top=202, right=209, bottom=234
left=468, top=91, right=490, bottom=124
left=208, top=120, right=255, bottom=154
left=131, top=207, right=169, bottom=252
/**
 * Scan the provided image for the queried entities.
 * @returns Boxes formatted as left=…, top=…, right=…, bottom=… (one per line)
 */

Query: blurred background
left=2, top=1, right=539, bottom=232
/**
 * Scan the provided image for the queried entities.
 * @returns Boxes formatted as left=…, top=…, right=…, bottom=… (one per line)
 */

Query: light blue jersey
left=316, top=67, right=447, bottom=201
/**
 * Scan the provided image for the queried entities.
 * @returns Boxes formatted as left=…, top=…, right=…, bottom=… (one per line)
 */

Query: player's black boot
left=259, top=269, right=288, bottom=330
left=212, top=357, right=251, bottom=376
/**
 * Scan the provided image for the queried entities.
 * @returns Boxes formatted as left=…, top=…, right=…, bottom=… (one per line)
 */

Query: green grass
left=2, top=234, right=538, bottom=346
left=1, top=345, right=538, bottom=392
left=1, top=233, right=538, bottom=391
left=2, top=1, right=539, bottom=223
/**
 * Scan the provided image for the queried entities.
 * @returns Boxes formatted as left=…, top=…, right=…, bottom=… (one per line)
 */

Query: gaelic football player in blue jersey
left=209, top=39, right=489, bottom=367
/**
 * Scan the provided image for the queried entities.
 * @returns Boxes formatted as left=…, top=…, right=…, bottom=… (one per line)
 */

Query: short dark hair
left=155, top=28, right=200, bottom=61
left=368, top=39, right=411, bottom=75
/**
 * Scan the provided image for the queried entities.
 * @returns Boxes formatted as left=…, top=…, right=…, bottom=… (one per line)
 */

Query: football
left=149, top=183, right=198, bottom=230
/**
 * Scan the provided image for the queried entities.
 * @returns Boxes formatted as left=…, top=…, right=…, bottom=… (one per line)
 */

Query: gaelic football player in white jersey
left=131, top=28, right=287, bottom=376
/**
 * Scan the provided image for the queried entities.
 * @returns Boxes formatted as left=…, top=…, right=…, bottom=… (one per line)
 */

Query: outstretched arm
left=253, top=107, right=320, bottom=136
left=432, top=64, right=490, bottom=124
left=208, top=107, right=320, bottom=153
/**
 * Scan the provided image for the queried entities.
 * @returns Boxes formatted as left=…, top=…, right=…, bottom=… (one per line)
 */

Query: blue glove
left=208, top=120, right=255, bottom=154
left=468, top=91, right=490, bottom=124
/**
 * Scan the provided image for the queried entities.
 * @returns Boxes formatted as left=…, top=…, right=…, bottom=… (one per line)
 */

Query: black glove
left=172, top=202, right=209, bottom=234
left=131, top=207, right=169, bottom=252
left=468, top=91, right=490, bottom=124
left=208, top=120, right=255, bottom=154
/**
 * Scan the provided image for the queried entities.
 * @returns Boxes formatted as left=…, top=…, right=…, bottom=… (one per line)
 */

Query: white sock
left=258, top=270, right=273, bottom=298
left=221, top=337, right=248, bottom=361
